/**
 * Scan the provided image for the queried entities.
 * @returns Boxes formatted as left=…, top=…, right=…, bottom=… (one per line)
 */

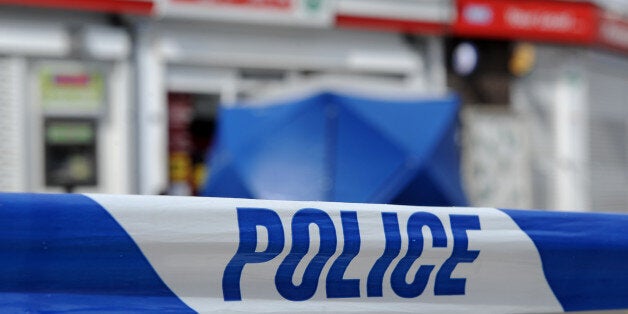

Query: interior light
left=452, top=41, right=479, bottom=77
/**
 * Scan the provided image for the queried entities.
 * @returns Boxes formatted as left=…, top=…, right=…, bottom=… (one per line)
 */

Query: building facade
left=2, top=0, right=628, bottom=214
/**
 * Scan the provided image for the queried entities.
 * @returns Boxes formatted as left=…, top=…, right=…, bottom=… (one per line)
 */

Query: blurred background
left=1, top=0, right=628, bottom=214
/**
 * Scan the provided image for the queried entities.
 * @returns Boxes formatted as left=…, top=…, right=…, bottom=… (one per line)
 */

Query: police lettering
left=223, top=207, right=480, bottom=301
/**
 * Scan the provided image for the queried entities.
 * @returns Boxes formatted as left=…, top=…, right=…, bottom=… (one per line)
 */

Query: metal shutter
left=0, top=57, right=26, bottom=191
left=587, top=51, right=628, bottom=212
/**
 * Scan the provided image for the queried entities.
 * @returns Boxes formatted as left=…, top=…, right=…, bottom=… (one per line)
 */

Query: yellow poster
left=40, top=66, right=105, bottom=113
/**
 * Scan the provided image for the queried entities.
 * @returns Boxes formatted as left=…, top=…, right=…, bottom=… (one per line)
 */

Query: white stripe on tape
left=88, top=194, right=561, bottom=313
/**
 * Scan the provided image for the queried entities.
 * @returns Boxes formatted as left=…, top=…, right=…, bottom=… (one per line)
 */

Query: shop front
left=451, top=0, right=628, bottom=212
left=134, top=0, right=454, bottom=195
left=0, top=5, right=136, bottom=194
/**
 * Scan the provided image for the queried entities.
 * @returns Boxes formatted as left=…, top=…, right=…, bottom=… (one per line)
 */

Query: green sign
left=305, top=0, right=322, bottom=13
left=46, top=121, right=95, bottom=145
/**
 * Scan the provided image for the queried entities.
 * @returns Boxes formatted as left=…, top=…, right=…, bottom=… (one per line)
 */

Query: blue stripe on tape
left=0, top=193, right=194, bottom=312
left=502, top=209, right=628, bottom=312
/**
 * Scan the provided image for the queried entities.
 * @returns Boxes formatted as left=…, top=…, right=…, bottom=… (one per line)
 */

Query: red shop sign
left=0, top=0, right=154, bottom=15
left=170, top=0, right=292, bottom=11
left=454, top=0, right=599, bottom=44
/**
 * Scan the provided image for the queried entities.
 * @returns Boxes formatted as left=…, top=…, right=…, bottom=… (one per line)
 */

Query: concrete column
left=134, top=20, right=168, bottom=195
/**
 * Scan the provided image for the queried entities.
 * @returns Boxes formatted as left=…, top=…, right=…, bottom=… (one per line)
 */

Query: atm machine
left=44, top=118, right=98, bottom=192
left=38, top=63, right=104, bottom=193
left=29, top=60, right=131, bottom=194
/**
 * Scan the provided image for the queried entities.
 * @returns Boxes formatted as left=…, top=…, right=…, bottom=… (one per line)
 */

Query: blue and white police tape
left=1, top=193, right=627, bottom=313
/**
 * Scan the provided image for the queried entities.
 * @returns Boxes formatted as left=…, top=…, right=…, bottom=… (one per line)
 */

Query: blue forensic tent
left=201, top=91, right=467, bottom=206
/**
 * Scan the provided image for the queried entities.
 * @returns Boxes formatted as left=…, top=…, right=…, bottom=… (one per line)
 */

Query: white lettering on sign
left=463, top=4, right=494, bottom=25
left=505, top=7, right=577, bottom=32
left=601, top=20, right=628, bottom=50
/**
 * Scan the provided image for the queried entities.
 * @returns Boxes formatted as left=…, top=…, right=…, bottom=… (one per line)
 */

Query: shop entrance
left=167, top=92, right=219, bottom=196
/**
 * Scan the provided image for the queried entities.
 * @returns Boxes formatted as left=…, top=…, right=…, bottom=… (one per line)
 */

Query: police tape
left=1, top=193, right=627, bottom=313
